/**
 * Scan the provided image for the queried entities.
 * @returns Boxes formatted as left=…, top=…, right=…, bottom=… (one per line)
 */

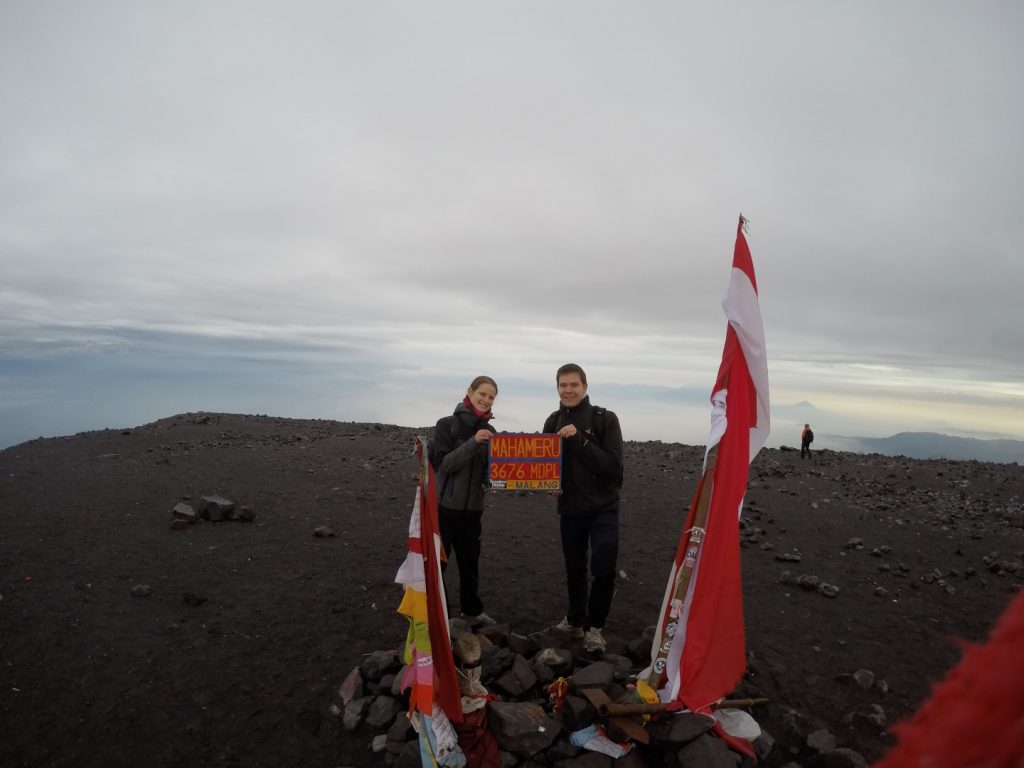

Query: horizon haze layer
left=4, top=401, right=1022, bottom=465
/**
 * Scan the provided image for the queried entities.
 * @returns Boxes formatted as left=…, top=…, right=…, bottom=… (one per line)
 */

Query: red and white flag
left=643, top=215, right=769, bottom=715
left=394, top=439, right=462, bottom=724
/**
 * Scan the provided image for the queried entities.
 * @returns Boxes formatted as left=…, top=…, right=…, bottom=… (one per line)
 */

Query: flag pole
left=645, top=445, right=719, bottom=693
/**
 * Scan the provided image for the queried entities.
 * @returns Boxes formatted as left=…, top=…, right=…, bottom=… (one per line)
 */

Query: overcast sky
left=2, top=1, right=1022, bottom=450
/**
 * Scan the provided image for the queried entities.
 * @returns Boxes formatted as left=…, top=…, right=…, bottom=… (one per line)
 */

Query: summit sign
left=488, top=434, right=562, bottom=491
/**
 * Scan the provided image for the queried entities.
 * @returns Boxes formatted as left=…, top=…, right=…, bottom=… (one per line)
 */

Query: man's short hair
left=556, top=363, right=587, bottom=386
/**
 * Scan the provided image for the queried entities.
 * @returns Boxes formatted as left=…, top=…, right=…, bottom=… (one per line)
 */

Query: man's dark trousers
left=560, top=506, right=619, bottom=629
left=439, top=507, right=484, bottom=617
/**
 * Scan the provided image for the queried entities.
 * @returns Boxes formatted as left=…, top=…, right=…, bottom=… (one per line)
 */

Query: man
left=543, top=363, right=624, bottom=653
left=801, top=423, right=814, bottom=459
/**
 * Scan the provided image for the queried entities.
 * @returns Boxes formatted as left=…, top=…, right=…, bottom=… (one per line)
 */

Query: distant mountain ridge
left=821, top=431, right=1024, bottom=464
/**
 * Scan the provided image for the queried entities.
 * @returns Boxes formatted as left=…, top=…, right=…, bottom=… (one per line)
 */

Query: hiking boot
left=583, top=627, right=607, bottom=653
left=554, top=617, right=584, bottom=640
left=463, top=612, right=496, bottom=627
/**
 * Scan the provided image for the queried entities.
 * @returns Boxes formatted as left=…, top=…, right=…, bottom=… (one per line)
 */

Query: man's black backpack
left=590, top=407, right=624, bottom=488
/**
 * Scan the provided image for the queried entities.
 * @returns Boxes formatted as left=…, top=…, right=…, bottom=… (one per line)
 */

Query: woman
left=432, top=375, right=498, bottom=626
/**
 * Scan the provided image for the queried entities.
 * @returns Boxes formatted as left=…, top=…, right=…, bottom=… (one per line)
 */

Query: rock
left=488, top=701, right=560, bottom=758
left=772, top=706, right=818, bottom=754
left=535, top=647, right=573, bottom=676
left=342, top=695, right=372, bottom=731
left=842, top=703, right=886, bottom=728
left=852, top=669, right=875, bottom=690
left=626, top=626, right=658, bottom=662
left=816, top=747, right=869, bottom=767
left=494, top=654, right=537, bottom=698
left=507, top=632, right=538, bottom=657
left=545, top=738, right=582, bottom=762
left=532, top=659, right=555, bottom=686
left=338, top=666, right=363, bottom=704
left=371, top=733, right=387, bottom=753
left=131, top=584, right=151, bottom=597
left=393, top=739, right=422, bottom=768
left=360, top=650, right=400, bottom=682
left=391, top=668, right=406, bottom=696
left=477, top=623, right=509, bottom=646
left=614, top=750, right=654, bottom=768
left=387, top=712, right=413, bottom=742
left=797, top=574, right=820, bottom=590
left=481, top=646, right=515, bottom=682
left=603, top=653, right=633, bottom=682
left=675, top=732, right=741, bottom=767
left=201, top=495, right=235, bottom=521
left=236, top=505, right=256, bottom=522
left=170, top=518, right=190, bottom=530
left=375, top=673, right=396, bottom=695
left=528, top=630, right=559, bottom=649
left=753, top=729, right=776, bottom=762
left=807, top=728, right=837, bottom=752
left=571, top=661, right=615, bottom=689
left=554, top=752, right=614, bottom=767
left=561, top=694, right=597, bottom=732
left=647, top=711, right=715, bottom=746
left=171, top=502, right=196, bottom=522
left=313, top=525, right=335, bottom=537
left=364, top=695, right=401, bottom=728
left=449, top=617, right=472, bottom=639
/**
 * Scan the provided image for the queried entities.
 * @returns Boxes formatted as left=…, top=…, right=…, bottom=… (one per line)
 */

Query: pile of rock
left=169, top=495, right=255, bottom=529
left=335, top=621, right=781, bottom=768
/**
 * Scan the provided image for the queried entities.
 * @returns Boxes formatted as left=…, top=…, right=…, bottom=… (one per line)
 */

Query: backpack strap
left=588, top=405, right=623, bottom=488
left=590, top=406, right=606, bottom=444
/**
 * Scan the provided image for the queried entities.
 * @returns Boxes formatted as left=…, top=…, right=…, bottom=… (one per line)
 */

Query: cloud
left=1, top=2, right=1022, bottom=448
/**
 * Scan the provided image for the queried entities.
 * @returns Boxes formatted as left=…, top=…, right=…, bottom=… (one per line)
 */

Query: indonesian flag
left=394, top=438, right=463, bottom=724
left=643, top=215, right=770, bottom=716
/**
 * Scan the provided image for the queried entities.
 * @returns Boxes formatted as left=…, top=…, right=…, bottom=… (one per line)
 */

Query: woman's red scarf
left=462, top=396, right=493, bottom=421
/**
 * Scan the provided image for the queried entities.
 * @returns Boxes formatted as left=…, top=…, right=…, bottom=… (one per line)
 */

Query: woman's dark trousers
left=439, top=506, right=484, bottom=617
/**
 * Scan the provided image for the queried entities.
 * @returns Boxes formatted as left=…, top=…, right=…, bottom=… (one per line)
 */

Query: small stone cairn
left=335, top=621, right=777, bottom=768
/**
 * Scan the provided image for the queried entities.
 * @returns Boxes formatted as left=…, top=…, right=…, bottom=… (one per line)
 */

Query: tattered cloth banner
left=395, top=438, right=465, bottom=767
left=641, top=215, right=770, bottom=759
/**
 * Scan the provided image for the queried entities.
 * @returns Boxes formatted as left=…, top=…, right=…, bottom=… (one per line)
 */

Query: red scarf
left=462, top=396, right=494, bottom=421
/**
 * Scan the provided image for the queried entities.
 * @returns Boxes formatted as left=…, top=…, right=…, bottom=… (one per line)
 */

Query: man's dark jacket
left=543, top=395, right=623, bottom=518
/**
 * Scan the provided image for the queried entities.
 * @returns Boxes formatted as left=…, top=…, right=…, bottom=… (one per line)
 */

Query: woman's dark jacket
left=433, top=403, right=495, bottom=512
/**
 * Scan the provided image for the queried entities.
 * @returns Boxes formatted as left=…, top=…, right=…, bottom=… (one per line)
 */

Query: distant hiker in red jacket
left=801, top=424, right=814, bottom=459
